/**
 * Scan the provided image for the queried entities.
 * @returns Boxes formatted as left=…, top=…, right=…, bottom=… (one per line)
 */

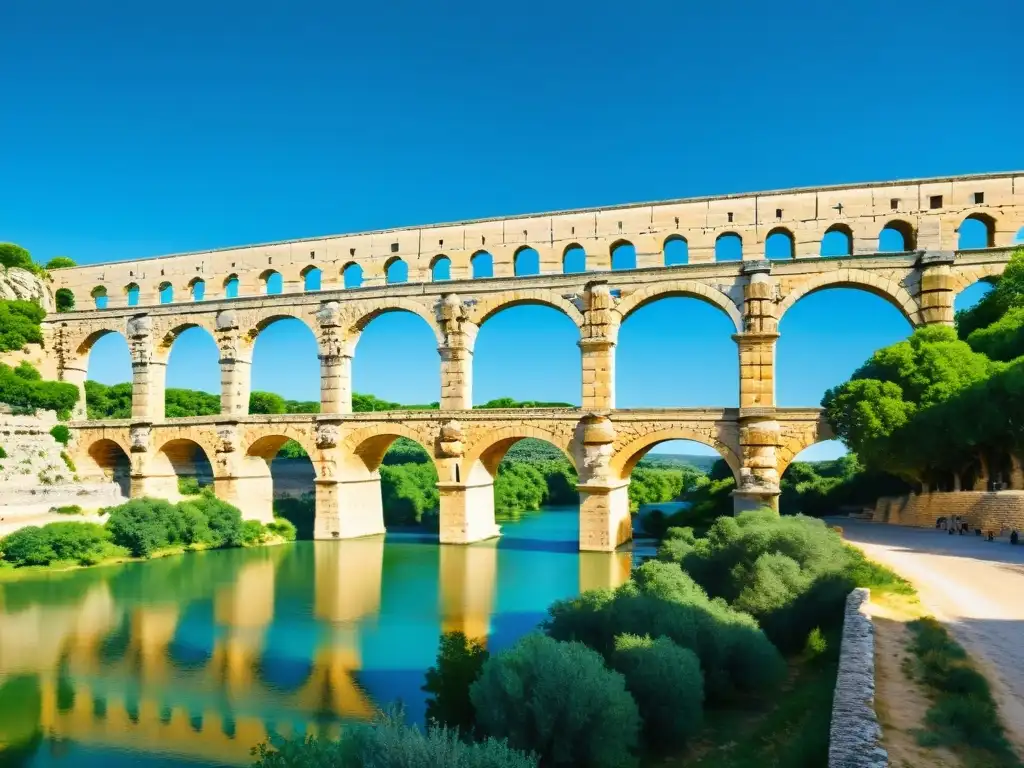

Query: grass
left=904, top=617, right=1022, bottom=767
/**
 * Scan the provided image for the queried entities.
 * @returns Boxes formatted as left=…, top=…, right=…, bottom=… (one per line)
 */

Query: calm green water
left=0, top=508, right=645, bottom=767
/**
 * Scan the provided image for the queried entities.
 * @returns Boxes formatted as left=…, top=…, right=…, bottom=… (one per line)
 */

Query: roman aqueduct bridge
left=43, top=172, right=1024, bottom=550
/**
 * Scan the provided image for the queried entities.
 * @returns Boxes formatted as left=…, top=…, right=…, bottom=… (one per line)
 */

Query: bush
left=423, top=631, right=490, bottom=736
left=177, top=476, right=201, bottom=496
left=253, top=709, right=537, bottom=768
left=104, top=498, right=181, bottom=557
left=0, top=362, right=79, bottom=415
left=60, top=451, right=75, bottom=472
left=612, top=634, right=703, bottom=752
left=55, top=288, right=75, bottom=312
left=0, top=446, right=6, bottom=459
left=545, top=561, right=786, bottom=704
left=0, top=244, right=35, bottom=271
left=45, top=257, right=76, bottom=270
left=241, top=519, right=266, bottom=545
left=470, top=633, right=640, bottom=768
left=49, top=425, right=70, bottom=446
left=804, top=627, right=827, bottom=659
left=0, top=522, right=110, bottom=566
left=177, top=494, right=244, bottom=548
left=265, top=517, right=297, bottom=542
left=51, top=505, right=83, bottom=515
left=0, top=300, right=44, bottom=353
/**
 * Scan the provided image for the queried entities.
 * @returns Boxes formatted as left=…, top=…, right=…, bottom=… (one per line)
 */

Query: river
left=0, top=507, right=648, bottom=767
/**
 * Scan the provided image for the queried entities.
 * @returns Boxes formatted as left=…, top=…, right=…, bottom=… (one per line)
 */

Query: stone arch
left=563, top=243, right=587, bottom=273
left=188, top=277, right=206, bottom=301
left=158, top=282, right=174, bottom=303
left=124, top=282, right=141, bottom=306
left=246, top=310, right=319, bottom=344
left=148, top=436, right=217, bottom=493
left=764, top=227, right=795, bottom=259
left=957, top=212, right=997, bottom=250
left=76, top=435, right=132, bottom=496
left=663, top=235, right=688, bottom=266
left=463, top=424, right=578, bottom=481
left=259, top=270, right=283, bottom=295
left=245, top=429, right=320, bottom=468
left=471, top=250, right=494, bottom=279
left=74, top=325, right=129, bottom=357
left=430, top=255, right=452, bottom=281
left=514, top=246, right=541, bottom=276
left=610, top=428, right=741, bottom=482
left=340, top=423, right=439, bottom=473
left=91, top=285, right=109, bottom=309
left=469, top=289, right=585, bottom=330
left=776, top=418, right=836, bottom=476
left=879, top=219, right=916, bottom=252
left=223, top=274, right=240, bottom=298
left=610, top=239, right=636, bottom=271
left=152, top=318, right=219, bottom=362
left=384, top=257, right=408, bottom=284
left=615, top=280, right=743, bottom=333
left=715, top=232, right=743, bottom=262
left=342, top=262, right=363, bottom=289
left=346, top=298, right=444, bottom=344
left=950, top=263, right=1006, bottom=295
left=55, top=287, right=76, bottom=312
left=777, top=269, right=920, bottom=326
left=821, top=224, right=853, bottom=256
left=301, top=265, right=322, bottom=291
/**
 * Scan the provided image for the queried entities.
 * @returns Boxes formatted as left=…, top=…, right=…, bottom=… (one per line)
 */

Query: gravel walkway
left=837, top=518, right=1024, bottom=745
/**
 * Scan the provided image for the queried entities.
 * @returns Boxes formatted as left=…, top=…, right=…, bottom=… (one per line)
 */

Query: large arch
left=468, top=289, right=585, bottom=330
left=341, top=425, right=439, bottom=474
left=775, top=418, right=837, bottom=477
left=463, top=427, right=578, bottom=488
left=159, top=324, right=221, bottom=411
left=615, top=280, right=743, bottom=333
left=148, top=437, right=217, bottom=497
left=79, top=328, right=133, bottom=420
left=950, top=262, right=1005, bottom=296
left=78, top=436, right=132, bottom=496
left=248, top=315, right=320, bottom=414
left=777, top=269, right=920, bottom=325
left=610, top=428, right=741, bottom=482
left=347, top=298, right=444, bottom=344
left=351, top=306, right=442, bottom=406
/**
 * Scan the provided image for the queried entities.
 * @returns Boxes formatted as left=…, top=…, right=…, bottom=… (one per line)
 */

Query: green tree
left=0, top=300, right=45, bottom=352
left=44, top=256, right=76, bottom=270
left=955, top=247, right=1024, bottom=339
left=422, top=631, right=490, bottom=735
left=55, top=288, right=75, bottom=312
left=249, top=391, right=286, bottom=414
left=0, top=243, right=35, bottom=272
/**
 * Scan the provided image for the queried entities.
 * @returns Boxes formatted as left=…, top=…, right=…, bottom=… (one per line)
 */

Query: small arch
left=223, top=274, right=240, bottom=299
left=1015, top=226, right=1024, bottom=244
left=55, top=288, right=76, bottom=312
left=152, top=438, right=215, bottom=495
left=715, top=233, right=742, bottom=262
left=663, top=236, right=688, bottom=266
left=91, top=286, right=108, bottom=309
left=431, top=255, right=451, bottom=281
left=464, top=431, right=577, bottom=483
left=878, top=220, right=916, bottom=253
left=301, top=265, right=322, bottom=291
left=158, top=282, right=174, bottom=304
left=260, top=270, right=283, bottom=295
left=471, top=251, right=494, bottom=279
left=514, top=247, right=540, bottom=276
left=821, top=224, right=853, bottom=257
left=345, top=429, right=438, bottom=475
left=765, top=228, right=795, bottom=260
left=343, top=262, right=363, bottom=289
left=611, top=240, right=636, bottom=271
left=957, top=213, right=996, bottom=250
left=562, top=244, right=586, bottom=273
left=124, top=283, right=140, bottom=307
left=189, top=278, right=206, bottom=302
left=385, top=257, right=408, bottom=285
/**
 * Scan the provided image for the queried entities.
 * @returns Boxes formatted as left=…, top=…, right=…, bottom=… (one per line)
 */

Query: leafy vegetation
left=0, top=362, right=78, bottom=417
left=0, top=243, right=43, bottom=275
left=44, top=256, right=76, bottom=270
left=254, top=709, right=537, bottom=767
left=55, top=288, right=75, bottom=312
left=423, top=631, right=490, bottom=737
left=0, top=522, right=121, bottom=567
left=470, top=633, right=641, bottom=768
left=49, top=424, right=70, bottom=445
left=51, top=505, right=83, bottom=515
left=0, top=300, right=45, bottom=352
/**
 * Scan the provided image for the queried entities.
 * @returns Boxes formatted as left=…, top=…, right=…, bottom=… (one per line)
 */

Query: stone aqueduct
left=44, top=172, right=1024, bottom=550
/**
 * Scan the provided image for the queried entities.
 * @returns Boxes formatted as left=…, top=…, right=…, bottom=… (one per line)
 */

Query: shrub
left=545, top=561, right=786, bottom=704
left=55, top=288, right=75, bottom=312
left=423, top=631, right=490, bottom=736
left=470, top=633, right=640, bottom=768
left=49, top=425, right=71, bottom=446
left=804, top=627, right=827, bottom=659
left=241, top=519, right=266, bottom=545
left=60, top=451, right=75, bottom=472
left=253, top=708, right=537, bottom=768
left=104, top=498, right=182, bottom=557
left=177, top=495, right=244, bottom=548
left=612, top=634, right=703, bottom=752
left=0, top=446, right=6, bottom=459
left=0, top=362, right=79, bottom=415
left=265, top=517, right=297, bottom=541
left=52, top=505, right=83, bottom=515
left=177, top=476, right=201, bottom=496
left=0, top=243, right=35, bottom=272
left=45, top=256, right=76, bottom=270
left=0, top=522, right=110, bottom=566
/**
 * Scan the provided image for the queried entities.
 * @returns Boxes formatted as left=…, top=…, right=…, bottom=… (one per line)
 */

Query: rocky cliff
left=0, top=266, right=54, bottom=312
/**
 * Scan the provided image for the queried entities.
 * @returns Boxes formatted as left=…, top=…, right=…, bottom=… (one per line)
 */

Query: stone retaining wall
left=829, top=588, right=887, bottom=768
left=874, top=491, right=1024, bottom=533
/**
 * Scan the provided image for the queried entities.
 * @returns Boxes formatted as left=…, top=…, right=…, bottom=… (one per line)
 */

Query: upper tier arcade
left=49, top=172, right=1024, bottom=308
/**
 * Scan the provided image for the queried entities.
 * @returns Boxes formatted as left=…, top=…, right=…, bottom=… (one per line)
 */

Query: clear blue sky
left=2, top=1, right=1020, bottom=461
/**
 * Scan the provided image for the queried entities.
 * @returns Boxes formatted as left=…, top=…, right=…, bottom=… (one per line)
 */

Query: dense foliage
left=49, top=424, right=70, bottom=445
left=0, top=244, right=40, bottom=274
left=611, top=633, right=704, bottom=751
left=544, top=559, right=785, bottom=703
left=423, top=631, right=490, bottom=736
left=470, top=633, right=641, bottom=768
left=55, top=288, right=75, bottom=312
left=824, top=248, right=1024, bottom=490
left=0, top=522, right=117, bottom=566
left=0, top=300, right=45, bottom=352
left=780, top=453, right=909, bottom=516
left=0, top=362, right=78, bottom=416
left=44, top=256, right=76, bottom=270
left=103, top=495, right=244, bottom=557
left=253, top=709, right=537, bottom=768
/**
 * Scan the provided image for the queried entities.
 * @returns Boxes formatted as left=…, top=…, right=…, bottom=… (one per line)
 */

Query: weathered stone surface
left=829, top=588, right=887, bottom=768
left=0, top=267, right=53, bottom=311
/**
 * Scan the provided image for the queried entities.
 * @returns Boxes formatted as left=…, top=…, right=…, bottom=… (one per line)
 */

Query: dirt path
left=837, top=519, right=1024, bottom=752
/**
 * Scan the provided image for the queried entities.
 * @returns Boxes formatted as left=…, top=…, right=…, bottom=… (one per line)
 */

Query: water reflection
left=0, top=508, right=634, bottom=766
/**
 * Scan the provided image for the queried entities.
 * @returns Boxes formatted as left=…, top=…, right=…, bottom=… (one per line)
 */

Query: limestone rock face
left=0, top=267, right=54, bottom=312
